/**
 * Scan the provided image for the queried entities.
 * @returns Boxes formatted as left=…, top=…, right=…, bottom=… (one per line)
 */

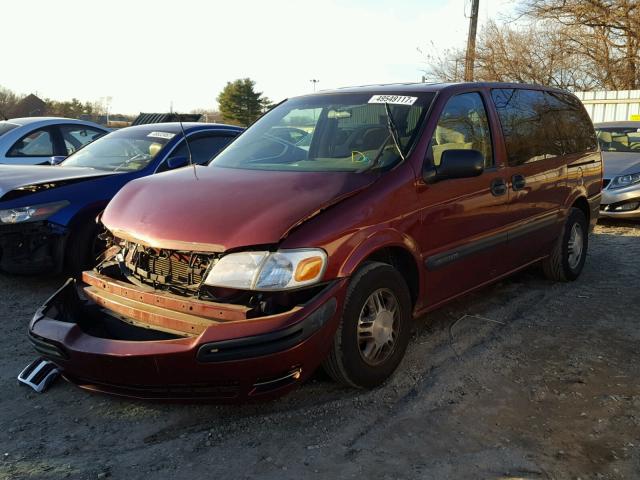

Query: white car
left=0, top=117, right=108, bottom=165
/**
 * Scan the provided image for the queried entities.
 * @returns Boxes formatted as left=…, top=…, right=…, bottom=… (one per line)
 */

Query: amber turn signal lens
left=294, top=256, right=324, bottom=282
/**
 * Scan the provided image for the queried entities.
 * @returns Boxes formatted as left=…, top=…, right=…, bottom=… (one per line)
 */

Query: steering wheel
left=246, top=134, right=307, bottom=164
left=113, top=152, right=151, bottom=172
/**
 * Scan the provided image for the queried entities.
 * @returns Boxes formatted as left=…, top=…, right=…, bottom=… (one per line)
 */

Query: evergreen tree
left=217, top=78, right=271, bottom=126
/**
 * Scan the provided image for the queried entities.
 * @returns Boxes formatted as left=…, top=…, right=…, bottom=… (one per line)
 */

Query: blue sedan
left=0, top=122, right=242, bottom=274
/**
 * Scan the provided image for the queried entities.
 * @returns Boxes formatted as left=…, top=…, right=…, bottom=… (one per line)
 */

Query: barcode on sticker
left=368, top=95, right=418, bottom=105
left=147, top=131, right=176, bottom=139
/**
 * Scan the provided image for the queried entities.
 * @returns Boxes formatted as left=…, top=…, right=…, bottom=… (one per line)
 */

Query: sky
left=2, top=0, right=516, bottom=114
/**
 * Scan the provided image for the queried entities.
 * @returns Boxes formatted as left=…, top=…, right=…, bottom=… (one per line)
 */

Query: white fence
left=575, top=90, right=640, bottom=123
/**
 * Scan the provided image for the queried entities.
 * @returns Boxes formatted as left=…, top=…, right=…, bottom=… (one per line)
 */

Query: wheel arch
left=337, top=230, right=423, bottom=311
left=570, top=195, right=590, bottom=224
left=65, top=202, right=108, bottom=230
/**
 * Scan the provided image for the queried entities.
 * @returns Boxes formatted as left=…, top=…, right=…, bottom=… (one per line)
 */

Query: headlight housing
left=0, top=201, right=69, bottom=224
left=609, top=172, right=640, bottom=190
left=204, top=249, right=327, bottom=291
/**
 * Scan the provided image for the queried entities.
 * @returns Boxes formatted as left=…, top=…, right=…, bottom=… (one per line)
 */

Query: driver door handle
left=490, top=178, right=507, bottom=196
left=512, top=174, right=526, bottom=191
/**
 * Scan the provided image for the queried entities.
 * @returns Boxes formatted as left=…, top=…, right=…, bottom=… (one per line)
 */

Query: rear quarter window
left=491, top=88, right=563, bottom=166
left=544, top=92, right=597, bottom=154
left=0, top=122, right=19, bottom=137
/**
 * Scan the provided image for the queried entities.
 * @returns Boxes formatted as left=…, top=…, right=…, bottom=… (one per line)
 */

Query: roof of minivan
left=302, top=81, right=570, bottom=97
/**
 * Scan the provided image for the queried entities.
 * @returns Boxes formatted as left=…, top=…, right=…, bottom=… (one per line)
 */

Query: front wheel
left=542, top=207, right=588, bottom=281
left=323, top=261, right=412, bottom=388
left=65, top=221, right=106, bottom=276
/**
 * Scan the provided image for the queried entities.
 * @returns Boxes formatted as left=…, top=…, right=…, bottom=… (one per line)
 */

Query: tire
left=542, top=207, right=588, bottom=282
left=65, top=221, right=106, bottom=276
left=323, top=261, right=412, bottom=389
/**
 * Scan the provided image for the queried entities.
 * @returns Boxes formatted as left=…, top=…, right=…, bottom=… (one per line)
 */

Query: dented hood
left=0, top=165, right=116, bottom=200
left=102, top=165, right=375, bottom=252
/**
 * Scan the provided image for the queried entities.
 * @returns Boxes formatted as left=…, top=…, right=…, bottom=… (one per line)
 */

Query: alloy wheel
left=356, top=288, right=400, bottom=366
left=567, top=222, right=584, bottom=269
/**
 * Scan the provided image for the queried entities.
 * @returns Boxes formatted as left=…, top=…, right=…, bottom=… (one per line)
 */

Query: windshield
left=61, top=129, right=174, bottom=171
left=596, top=127, right=640, bottom=153
left=212, top=92, right=434, bottom=172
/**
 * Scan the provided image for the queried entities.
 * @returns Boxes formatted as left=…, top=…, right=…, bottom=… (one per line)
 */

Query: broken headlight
left=203, top=249, right=327, bottom=291
left=0, top=201, right=69, bottom=224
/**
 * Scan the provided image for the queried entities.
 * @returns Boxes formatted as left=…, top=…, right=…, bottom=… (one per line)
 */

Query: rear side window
left=8, top=128, right=54, bottom=157
left=545, top=92, right=597, bottom=154
left=0, top=122, right=19, bottom=137
left=491, top=89, right=563, bottom=166
left=60, top=125, right=106, bottom=155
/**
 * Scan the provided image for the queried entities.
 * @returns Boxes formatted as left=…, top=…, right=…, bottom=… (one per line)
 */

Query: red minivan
left=28, top=83, right=602, bottom=401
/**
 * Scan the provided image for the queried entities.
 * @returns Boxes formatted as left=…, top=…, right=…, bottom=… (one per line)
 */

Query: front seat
left=431, top=125, right=473, bottom=165
left=597, top=131, right=612, bottom=150
left=148, top=142, right=163, bottom=157
left=360, top=127, right=388, bottom=151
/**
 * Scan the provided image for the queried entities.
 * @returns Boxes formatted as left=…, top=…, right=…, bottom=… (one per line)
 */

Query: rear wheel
left=542, top=207, right=588, bottom=281
left=323, top=261, right=412, bottom=388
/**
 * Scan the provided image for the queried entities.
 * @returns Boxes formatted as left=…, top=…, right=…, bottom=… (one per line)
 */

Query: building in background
left=10, top=94, right=47, bottom=117
left=575, top=90, right=640, bottom=123
left=132, top=113, right=202, bottom=126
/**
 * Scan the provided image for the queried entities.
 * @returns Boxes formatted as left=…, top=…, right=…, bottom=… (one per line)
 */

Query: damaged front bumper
left=0, top=221, right=67, bottom=274
left=28, top=271, right=346, bottom=401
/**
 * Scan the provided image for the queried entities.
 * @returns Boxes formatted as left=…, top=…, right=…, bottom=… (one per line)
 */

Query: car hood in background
left=102, top=165, right=376, bottom=252
left=0, top=165, right=116, bottom=200
left=602, top=152, right=640, bottom=178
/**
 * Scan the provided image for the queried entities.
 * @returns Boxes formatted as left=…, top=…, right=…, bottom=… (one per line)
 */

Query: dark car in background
left=0, top=122, right=242, bottom=274
left=595, top=121, right=640, bottom=219
left=29, top=82, right=601, bottom=401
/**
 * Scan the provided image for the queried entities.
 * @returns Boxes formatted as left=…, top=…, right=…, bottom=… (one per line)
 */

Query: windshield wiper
left=384, top=102, right=405, bottom=161
left=364, top=103, right=405, bottom=171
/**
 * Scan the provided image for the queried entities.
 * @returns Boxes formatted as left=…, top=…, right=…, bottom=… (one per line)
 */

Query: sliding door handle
left=490, top=178, right=507, bottom=196
left=512, top=174, right=526, bottom=191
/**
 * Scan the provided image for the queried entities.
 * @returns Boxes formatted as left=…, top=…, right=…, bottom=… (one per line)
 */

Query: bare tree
left=0, top=86, right=23, bottom=119
left=426, top=1, right=640, bottom=90
left=523, top=0, right=640, bottom=89
left=426, top=20, right=597, bottom=89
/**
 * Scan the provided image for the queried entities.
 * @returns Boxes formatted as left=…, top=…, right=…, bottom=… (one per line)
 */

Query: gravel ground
left=1, top=221, right=639, bottom=480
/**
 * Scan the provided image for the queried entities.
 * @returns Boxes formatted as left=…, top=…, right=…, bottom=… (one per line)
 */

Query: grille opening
left=96, top=242, right=328, bottom=317
left=97, top=242, right=221, bottom=296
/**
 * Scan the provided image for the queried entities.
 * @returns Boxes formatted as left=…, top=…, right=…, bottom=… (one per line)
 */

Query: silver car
left=0, top=117, right=108, bottom=165
left=595, top=121, right=640, bottom=219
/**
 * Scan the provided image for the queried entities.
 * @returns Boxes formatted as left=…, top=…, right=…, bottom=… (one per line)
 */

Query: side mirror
left=165, top=155, right=190, bottom=170
left=424, top=149, right=484, bottom=183
left=49, top=156, right=66, bottom=165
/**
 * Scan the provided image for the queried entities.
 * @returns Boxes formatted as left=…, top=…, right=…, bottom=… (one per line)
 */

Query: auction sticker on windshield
left=368, top=95, right=418, bottom=105
left=147, top=132, right=176, bottom=139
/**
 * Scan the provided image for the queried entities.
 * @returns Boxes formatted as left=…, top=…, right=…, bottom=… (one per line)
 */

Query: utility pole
left=310, top=79, right=320, bottom=92
left=105, top=96, right=112, bottom=126
left=464, top=0, right=479, bottom=82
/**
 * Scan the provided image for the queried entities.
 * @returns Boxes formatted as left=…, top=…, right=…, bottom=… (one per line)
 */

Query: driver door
left=414, top=91, right=512, bottom=308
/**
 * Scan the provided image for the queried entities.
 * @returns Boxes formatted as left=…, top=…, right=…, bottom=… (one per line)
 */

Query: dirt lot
left=1, top=221, right=639, bottom=480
